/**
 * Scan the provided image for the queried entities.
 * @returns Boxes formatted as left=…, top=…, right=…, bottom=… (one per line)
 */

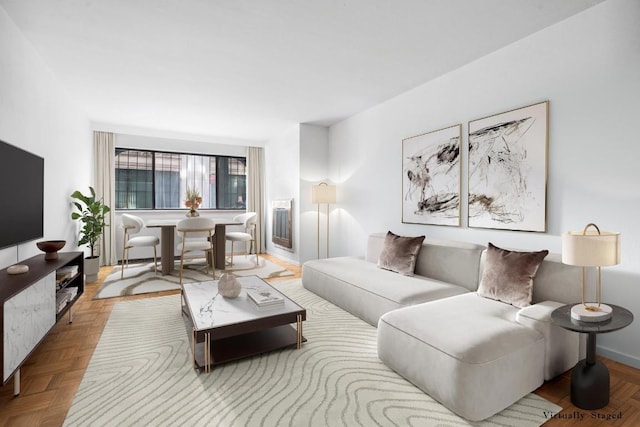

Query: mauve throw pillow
left=377, top=231, right=425, bottom=276
left=477, top=243, right=549, bottom=308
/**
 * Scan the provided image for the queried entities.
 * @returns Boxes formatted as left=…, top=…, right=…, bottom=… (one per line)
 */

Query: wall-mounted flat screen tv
left=0, top=140, right=44, bottom=249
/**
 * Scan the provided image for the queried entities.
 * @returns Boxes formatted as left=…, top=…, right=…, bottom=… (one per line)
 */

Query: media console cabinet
left=0, top=252, right=84, bottom=395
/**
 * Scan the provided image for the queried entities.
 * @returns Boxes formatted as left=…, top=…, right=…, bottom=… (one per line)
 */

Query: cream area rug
left=94, top=257, right=293, bottom=299
left=67, top=279, right=561, bottom=427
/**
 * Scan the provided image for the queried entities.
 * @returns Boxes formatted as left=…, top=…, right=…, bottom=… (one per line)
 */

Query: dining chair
left=121, top=214, right=160, bottom=279
left=176, top=217, right=216, bottom=285
left=225, top=212, right=258, bottom=266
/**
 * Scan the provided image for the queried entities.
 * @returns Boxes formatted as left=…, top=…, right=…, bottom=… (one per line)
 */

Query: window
left=115, top=150, right=153, bottom=209
left=115, top=148, right=246, bottom=210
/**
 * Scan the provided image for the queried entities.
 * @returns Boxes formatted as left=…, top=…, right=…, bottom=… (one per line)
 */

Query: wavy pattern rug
left=94, top=258, right=293, bottom=299
left=67, top=279, right=560, bottom=427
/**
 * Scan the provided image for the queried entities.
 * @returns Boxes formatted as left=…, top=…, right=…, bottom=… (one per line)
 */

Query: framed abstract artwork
left=402, top=124, right=461, bottom=226
left=468, top=101, right=548, bottom=232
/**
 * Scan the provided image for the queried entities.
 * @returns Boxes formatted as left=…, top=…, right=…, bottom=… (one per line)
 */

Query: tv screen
left=0, top=140, right=44, bottom=249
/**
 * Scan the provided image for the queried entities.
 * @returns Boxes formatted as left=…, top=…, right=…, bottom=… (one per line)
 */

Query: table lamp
left=311, top=182, right=336, bottom=259
left=562, top=223, right=620, bottom=322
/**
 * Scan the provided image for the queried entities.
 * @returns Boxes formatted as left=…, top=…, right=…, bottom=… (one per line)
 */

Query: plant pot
left=85, top=256, right=100, bottom=283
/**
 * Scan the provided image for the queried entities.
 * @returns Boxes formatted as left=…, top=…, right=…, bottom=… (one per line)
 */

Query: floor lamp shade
left=562, top=223, right=620, bottom=322
left=312, top=184, right=336, bottom=204
left=312, top=182, right=336, bottom=259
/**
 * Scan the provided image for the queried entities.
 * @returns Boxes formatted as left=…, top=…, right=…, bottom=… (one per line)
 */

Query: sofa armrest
left=516, top=301, right=579, bottom=380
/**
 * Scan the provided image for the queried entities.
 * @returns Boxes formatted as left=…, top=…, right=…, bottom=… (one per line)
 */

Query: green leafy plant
left=70, top=187, right=110, bottom=258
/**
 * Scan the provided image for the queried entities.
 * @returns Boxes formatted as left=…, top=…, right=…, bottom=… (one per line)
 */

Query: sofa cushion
left=529, top=253, right=586, bottom=304
left=516, top=301, right=580, bottom=380
left=302, top=256, right=468, bottom=326
left=366, top=233, right=486, bottom=291
left=380, top=293, right=540, bottom=363
left=477, top=243, right=548, bottom=308
left=377, top=231, right=425, bottom=275
left=378, top=293, right=545, bottom=421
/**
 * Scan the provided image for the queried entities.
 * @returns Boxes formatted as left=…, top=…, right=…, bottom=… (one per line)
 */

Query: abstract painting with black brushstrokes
left=402, top=124, right=461, bottom=226
left=468, top=101, right=548, bottom=232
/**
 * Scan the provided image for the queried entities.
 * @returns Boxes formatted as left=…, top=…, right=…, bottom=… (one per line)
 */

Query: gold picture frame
left=402, top=124, right=462, bottom=226
left=468, top=101, right=549, bottom=232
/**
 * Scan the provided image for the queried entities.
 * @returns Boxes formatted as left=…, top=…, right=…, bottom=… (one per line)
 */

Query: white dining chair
left=121, top=214, right=160, bottom=279
left=176, top=217, right=216, bottom=285
left=225, top=212, right=258, bottom=266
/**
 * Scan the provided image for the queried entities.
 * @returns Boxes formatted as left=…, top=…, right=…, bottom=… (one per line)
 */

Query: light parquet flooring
left=0, top=254, right=637, bottom=426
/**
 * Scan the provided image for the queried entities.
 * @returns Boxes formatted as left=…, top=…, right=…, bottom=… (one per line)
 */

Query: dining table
left=146, top=217, right=242, bottom=275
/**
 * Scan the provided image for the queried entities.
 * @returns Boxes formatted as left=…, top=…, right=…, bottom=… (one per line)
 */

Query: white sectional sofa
left=302, top=234, right=485, bottom=326
left=302, top=232, right=586, bottom=421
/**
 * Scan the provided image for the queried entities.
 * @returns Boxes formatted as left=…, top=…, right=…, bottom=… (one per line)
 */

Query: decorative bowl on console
left=36, top=240, right=66, bottom=260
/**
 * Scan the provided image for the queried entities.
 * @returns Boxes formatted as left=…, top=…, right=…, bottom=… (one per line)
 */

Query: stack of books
left=56, top=292, right=70, bottom=313
left=56, top=287, right=79, bottom=313
left=56, top=265, right=79, bottom=289
left=247, top=288, right=284, bottom=311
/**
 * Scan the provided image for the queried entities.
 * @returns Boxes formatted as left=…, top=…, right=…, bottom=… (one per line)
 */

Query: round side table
left=551, top=304, right=633, bottom=410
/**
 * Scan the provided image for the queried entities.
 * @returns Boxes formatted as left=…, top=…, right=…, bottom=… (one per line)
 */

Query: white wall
left=115, top=133, right=248, bottom=157
left=265, top=125, right=301, bottom=264
left=94, top=122, right=265, bottom=148
left=328, top=0, right=640, bottom=367
left=264, top=124, right=330, bottom=265
left=0, top=6, right=92, bottom=269
left=300, top=124, right=330, bottom=263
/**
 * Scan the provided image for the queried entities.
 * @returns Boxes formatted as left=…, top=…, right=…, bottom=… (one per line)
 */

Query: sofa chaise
left=302, top=232, right=585, bottom=420
left=302, top=233, right=485, bottom=327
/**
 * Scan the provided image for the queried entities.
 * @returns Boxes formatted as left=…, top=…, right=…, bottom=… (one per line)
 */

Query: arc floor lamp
left=312, top=182, right=336, bottom=259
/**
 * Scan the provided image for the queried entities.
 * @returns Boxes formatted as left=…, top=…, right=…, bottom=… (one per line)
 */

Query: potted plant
left=70, top=187, right=110, bottom=282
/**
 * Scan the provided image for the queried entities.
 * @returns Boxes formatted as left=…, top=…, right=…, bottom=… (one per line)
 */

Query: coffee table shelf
left=184, top=319, right=305, bottom=368
left=181, top=276, right=306, bottom=372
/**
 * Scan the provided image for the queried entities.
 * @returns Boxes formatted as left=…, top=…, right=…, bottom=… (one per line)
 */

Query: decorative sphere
left=218, top=273, right=241, bottom=298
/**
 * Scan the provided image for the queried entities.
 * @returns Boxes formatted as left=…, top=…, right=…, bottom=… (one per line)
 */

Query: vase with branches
left=184, top=187, right=202, bottom=217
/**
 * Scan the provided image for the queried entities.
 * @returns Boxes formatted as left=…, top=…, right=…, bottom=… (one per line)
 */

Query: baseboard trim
left=265, top=250, right=300, bottom=266
left=597, top=345, right=640, bottom=369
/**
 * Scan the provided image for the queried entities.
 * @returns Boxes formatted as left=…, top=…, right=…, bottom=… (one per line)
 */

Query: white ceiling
left=1, top=0, right=604, bottom=143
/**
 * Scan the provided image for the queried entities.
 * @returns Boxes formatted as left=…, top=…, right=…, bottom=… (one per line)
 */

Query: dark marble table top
left=551, top=304, right=633, bottom=334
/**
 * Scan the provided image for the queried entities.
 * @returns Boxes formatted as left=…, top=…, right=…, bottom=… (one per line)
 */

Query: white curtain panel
left=247, top=146, right=266, bottom=253
left=93, top=131, right=117, bottom=266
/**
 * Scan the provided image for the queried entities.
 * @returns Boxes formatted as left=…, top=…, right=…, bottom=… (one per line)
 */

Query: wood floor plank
left=0, top=254, right=637, bottom=426
left=0, top=411, right=44, bottom=427
left=20, top=375, right=52, bottom=396
left=0, top=390, right=57, bottom=416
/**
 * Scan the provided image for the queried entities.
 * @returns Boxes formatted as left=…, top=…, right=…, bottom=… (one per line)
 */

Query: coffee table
left=182, top=275, right=306, bottom=372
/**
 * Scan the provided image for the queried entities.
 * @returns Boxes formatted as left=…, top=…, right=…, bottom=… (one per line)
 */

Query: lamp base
left=571, top=303, right=612, bottom=322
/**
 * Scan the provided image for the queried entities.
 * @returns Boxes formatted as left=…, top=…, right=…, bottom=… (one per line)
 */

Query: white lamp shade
left=562, top=230, right=621, bottom=267
left=311, top=184, right=336, bottom=204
